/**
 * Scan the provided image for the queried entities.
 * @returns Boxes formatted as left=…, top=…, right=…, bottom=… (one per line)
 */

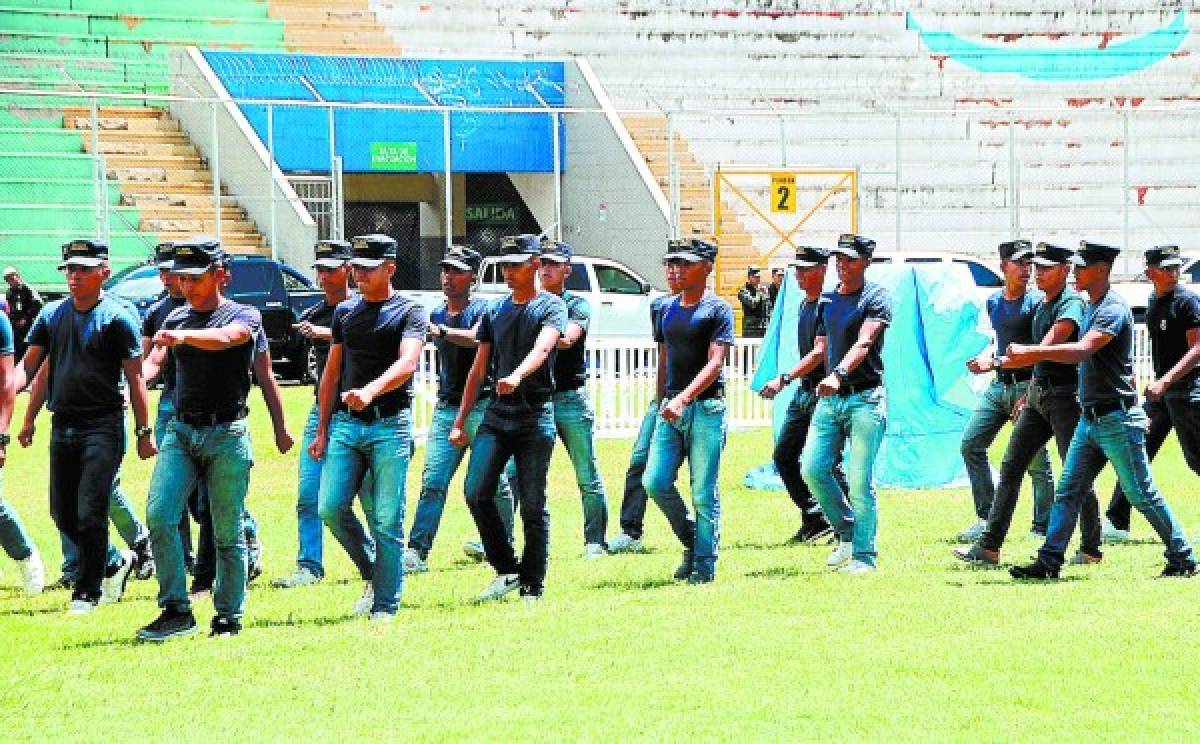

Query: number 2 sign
left=770, top=173, right=797, bottom=214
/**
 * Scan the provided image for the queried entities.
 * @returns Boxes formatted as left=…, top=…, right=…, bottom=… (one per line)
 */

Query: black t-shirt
left=816, top=281, right=892, bottom=389
left=1146, top=286, right=1200, bottom=397
left=331, top=293, right=428, bottom=411
left=1079, top=290, right=1136, bottom=407
left=299, top=299, right=339, bottom=395
left=163, top=300, right=264, bottom=416
left=143, top=294, right=186, bottom=394
left=552, top=290, right=590, bottom=392
left=476, top=291, right=567, bottom=399
left=28, top=295, right=141, bottom=417
left=1031, top=286, right=1086, bottom=385
left=797, top=295, right=830, bottom=387
left=654, top=293, right=735, bottom=399
left=431, top=297, right=491, bottom=404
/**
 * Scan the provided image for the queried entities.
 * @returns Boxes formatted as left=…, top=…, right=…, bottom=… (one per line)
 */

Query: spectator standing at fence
left=768, top=267, right=785, bottom=309
left=454, top=234, right=565, bottom=603
left=0, top=306, right=43, bottom=596
left=1007, top=242, right=1196, bottom=579
left=758, top=245, right=841, bottom=544
left=17, top=239, right=155, bottom=615
left=308, top=234, right=426, bottom=622
left=273, top=240, right=375, bottom=589
left=954, top=242, right=1104, bottom=568
left=4, top=267, right=42, bottom=360
left=643, top=238, right=734, bottom=584
left=136, top=238, right=267, bottom=641
left=954, top=240, right=1055, bottom=544
left=404, top=246, right=513, bottom=574
left=1102, top=244, right=1200, bottom=543
left=800, top=234, right=891, bottom=575
left=738, top=265, right=770, bottom=338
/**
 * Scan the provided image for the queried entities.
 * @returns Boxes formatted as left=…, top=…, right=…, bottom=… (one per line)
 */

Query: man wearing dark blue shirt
left=404, top=246, right=512, bottom=573
left=454, top=234, right=566, bottom=602
left=311, top=234, right=427, bottom=622
left=1104, top=245, right=1200, bottom=542
left=954, top=240, right=1053, bottom=544
left=758, top=245, right=844, bottom=544
left=643, top=238, right=735, bottom=584
left=20, top=239, right=155, bottom=615
left=1007, top=242, right=1196, bottom=579
left=801, top=234, right=892, bottom=575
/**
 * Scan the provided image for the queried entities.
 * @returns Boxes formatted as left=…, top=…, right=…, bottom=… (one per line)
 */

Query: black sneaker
left=518, top=585, right=543, bottom=604
left=136, top=610, right=199, bottom=642
left=1009, top=560, right=1059, bottom=580
left=132, top=538, right=155, bottom=581
left=1160, top=562, right=1199, bottom=578
left=687, top=568, right=715, bottom=585
left=673, top=549, right=694, bottom=581
left=247, top=539, right=263, bottom=583
left=46, top=575, right=75, bottom=592
left=789, top=520, right=834, bottom=544
left=189, top=577, right=214, bottom=598
left=210, top=616, right=242, bottom=637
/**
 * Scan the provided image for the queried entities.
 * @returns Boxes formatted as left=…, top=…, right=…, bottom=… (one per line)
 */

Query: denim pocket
left=699, top=398, right=727, bottom=416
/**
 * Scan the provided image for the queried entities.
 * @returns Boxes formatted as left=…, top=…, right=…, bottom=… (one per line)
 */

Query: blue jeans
left=960, top=378, right=1054, bottom=526
left=642, top=398, right=727, bottom=574
left=409, top=400, right=513, bottom=558
left=465, top=399, right=556, bottom=591
left=296, top=403, right=375, bottom=576
left=1108, top=395, right=1200, bottom=530
left=774, top=388, right=847, bottom=521
left=618, top=399, right=659, bottom=539
left=59, top=472, right=148, bottom=579
left=147, top=418, right=254, bottom=620
left=318, top=410, right=411, bottom=615
left=49, top=412, right=127, bottom=602
left=1039, top=406, right=1195, bottom=572
left=0, top=473, right=35, bottom=561
left=801, top=388, right=887, bottom=567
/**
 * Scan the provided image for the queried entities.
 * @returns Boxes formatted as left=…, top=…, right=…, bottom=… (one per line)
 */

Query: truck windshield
left=227, top=262, right=283, bottom=304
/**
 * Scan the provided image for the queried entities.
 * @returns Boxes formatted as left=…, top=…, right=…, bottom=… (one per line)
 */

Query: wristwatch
left=0, top=433, right=9, bottom=447
left=833, top=365, right=849, bottom=382
left=778, top=372, right=793, bottom=386
left=134, top=424, right=153, bottom=439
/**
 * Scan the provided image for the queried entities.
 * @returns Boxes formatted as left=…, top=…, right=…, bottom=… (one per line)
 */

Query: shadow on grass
left=589, top=576, right=678, bottom=592
left=0, top=604, right=65, bottom=617
left=945, top=575, right=1089, bottom=587
left=743, top=566, right=810, bottom=580
left=724, top=539, right=826, bottom=552
left=248, top=613, right=362, bottom=630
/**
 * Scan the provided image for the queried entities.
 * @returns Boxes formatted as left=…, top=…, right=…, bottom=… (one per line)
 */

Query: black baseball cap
left=1144, top=244, right=1184, bottom=268
left=747, top=264, right=762, bottom=276
left=153, top=242, right=175, bottom=269
left=540, top=239, right=573, bottom=264
left=998, top=239, right=1034, bottom=261
left=1032, top=242, right=1074, bottom=267
left=664, top=238, right=718, bottom=263
left=1072, top=240, right=1120, bottom=267
left=440, top=245, right=483, bottom=272
left=349, top=234, right=397, bottom=269
left=58, top=239, right=109, bottom=269
left=831, top=233, right=876, bottom=259
left=789, top=245, right=832, bottom=269
left=497, top=234, right=542, bottom=264
left=312, top=240, right=352, bottom=269
left=171, top=237, right=224, bottom=275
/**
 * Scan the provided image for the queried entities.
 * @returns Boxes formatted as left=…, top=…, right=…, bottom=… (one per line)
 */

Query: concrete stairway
left=268, top=0, right=400, bottom=56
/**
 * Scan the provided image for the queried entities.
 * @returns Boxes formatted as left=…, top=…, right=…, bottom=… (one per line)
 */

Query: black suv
left=105, top=255, right=324, bottom=381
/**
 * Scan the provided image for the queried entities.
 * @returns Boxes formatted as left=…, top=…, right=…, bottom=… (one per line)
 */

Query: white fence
left=407, top=330, right=1156, bottom=443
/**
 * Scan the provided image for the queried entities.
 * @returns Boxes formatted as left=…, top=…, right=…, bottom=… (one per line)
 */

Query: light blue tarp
left=748, top=264, right=990, bottom=489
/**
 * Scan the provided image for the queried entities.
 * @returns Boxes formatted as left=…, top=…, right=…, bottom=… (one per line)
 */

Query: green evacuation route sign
left=369, top=142, right=418, bottom=171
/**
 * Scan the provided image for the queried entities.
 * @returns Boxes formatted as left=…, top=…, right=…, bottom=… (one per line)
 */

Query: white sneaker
left=352, top=584, right=374, bottom=616
left=825, top=541, right=853, bottom=567
left=20, top=548, right=44, bottom=596
left=955, top=519, right=987, bottom=543
left=1102, top=519, right=1132, bottom=544
left=583, top=543, right=607, bottom=559
left=270, top=566, right=321, bottom=589
left=476, top=573, right=520, bottom=602
left=403, top=548, right=428, bottom=574
left=462, top=541, right=486, bottom=563
left=606, top=532, right=643, bottom=553
left=838, top=559, right=877, bottom=575
left=68, top=598, right=97, bottom=616
left=99, top=550, right=135, bottom=605
left=368, top=610, right=396, bottom=624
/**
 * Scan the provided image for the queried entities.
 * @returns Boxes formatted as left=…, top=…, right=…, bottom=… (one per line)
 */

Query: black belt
left=337, top=401, right=404, bottom=422
left=1082, top=399, right=1133, bottom=422
left=996, top=370, right=1032, bottom=385
left=796, top=378, right=816, bottom=393
left=176, top=407, right=247, bottom=427
left=1033, top=376, right=1076, bottom=393
left=834, top=380, right=881, bottom=397
left=493, top=392, right=552, bottom=407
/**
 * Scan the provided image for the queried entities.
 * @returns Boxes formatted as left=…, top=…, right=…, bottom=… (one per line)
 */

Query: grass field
left=2, top=386, right=1199, bottom=740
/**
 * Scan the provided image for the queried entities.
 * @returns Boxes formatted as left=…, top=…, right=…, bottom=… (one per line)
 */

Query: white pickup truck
left=406, top=254, right=665, bottom=338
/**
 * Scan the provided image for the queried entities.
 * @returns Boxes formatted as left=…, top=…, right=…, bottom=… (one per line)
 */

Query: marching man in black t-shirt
left=1006, top=242, right=1196, bottom=579
left=1103, top=244, right=1200, bottom=542
left=310, top=234, right=427, bottom=622
left=453, top=234, right=566, bottom=602
left=642, top=238, right=735, bottom=584
left=136, top=238, right=270, bottom=641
